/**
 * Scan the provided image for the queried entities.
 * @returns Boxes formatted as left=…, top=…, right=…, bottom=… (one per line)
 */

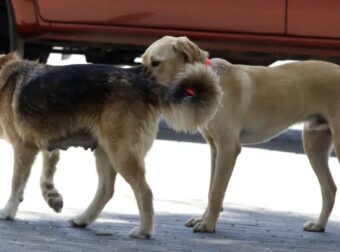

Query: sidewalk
left=0, top=139, right=340, bottom=251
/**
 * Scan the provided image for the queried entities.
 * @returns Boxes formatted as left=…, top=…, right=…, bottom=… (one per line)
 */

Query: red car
left=1, top=0, right=340, bottom=64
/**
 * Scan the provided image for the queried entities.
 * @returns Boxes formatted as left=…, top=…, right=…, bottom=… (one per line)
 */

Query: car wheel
left=24, top=43, right=51, bottom=63
left=0, top=0, right=9, bottom=53
left=2, top=0, right=50, bottom=62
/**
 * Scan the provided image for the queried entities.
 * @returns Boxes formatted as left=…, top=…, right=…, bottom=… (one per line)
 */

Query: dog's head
left=0, top=52, right=20, bottom=71
left=142, top=36, right=209, bottom=85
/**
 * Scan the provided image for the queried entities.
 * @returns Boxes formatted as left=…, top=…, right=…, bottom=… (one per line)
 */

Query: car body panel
left=10, top=0, right=40, bottom=37
left=7, top=0, right=340, bottom=60
left=287, top=0, right=340, bottom=38
left=36, top=0, right=286, bottom=34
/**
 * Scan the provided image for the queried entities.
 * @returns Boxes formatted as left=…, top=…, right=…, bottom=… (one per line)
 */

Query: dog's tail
left=161, top=63, right=222, bottom=133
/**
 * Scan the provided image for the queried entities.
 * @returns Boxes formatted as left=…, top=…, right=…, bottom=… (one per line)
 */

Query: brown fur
left=142, top=35, right=340, bottom=233
left=0, top=53, right=221, bottom=239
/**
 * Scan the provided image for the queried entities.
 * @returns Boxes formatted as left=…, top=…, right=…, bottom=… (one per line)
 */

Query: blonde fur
left=143, top=35, right=340, bottom=234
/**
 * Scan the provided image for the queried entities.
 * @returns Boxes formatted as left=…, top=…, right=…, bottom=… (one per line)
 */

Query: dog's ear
left=141, top=52, right=147, bottom=64
left=0, top=52, right=21, bottom=68
left=173, top=37, right=209, bottom=63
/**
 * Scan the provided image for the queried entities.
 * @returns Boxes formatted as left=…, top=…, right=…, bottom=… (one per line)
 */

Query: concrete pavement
left=0, top=138, right=340, bottom=251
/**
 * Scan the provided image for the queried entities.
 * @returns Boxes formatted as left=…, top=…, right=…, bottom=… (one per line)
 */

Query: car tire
left=2, top=0, right=50, bottom=62
left=0, top=0, right=9, bottom=53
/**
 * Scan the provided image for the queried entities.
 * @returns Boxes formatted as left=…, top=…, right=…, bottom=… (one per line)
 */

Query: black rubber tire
left=24, top=43, right=51, bottom=63
left=2, top=1, right=50, bottom=62
left=0, top=1, right=10, bottom=53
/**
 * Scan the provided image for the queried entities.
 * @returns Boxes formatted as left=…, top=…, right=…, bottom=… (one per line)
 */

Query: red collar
left=204, top=58, right=212, bottom=66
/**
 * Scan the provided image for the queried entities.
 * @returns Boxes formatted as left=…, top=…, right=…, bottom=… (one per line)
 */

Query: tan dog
left=0, top=52, right=221, bottom=239
left=142, top=35, right=340, bottom=233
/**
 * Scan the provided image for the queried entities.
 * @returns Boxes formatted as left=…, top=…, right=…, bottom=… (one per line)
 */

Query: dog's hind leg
left=70, top=146, right=117, bottom=228
left=104, top=146, right=154, bottom=239
left=302, top=126, right=335, bottom=232
left=40, top=150, right=63, bottom=213
left=0, top=144, right=38, bottom=220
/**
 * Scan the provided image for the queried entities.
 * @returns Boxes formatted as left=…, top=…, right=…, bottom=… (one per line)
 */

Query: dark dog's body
left=0, top=53, right=221, bottom=238
left=12, top=63, right=160, bottom=150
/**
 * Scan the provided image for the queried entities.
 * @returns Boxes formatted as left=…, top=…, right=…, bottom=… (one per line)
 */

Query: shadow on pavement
left=2, top=205, right=340, bottom=251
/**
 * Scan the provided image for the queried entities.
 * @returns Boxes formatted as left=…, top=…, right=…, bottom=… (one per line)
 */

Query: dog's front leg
left=40, top=150, right=63, bottom=213
left=0, top=144, right=38, bottom=220
left=201, top=130, right=218, bottom=197
left=70, top=146, right=117, bottom=228
left=193, top=139, right=241, bottom=233
left=186, top=129, right=218, bottom=228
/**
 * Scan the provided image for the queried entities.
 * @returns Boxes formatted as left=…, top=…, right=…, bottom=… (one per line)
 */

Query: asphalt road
left=0, top=54, right=338, bottom=251
left=0, top=138, right=340, bottom=251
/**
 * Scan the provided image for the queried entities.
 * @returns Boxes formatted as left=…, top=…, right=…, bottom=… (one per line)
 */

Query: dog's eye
left=151, top=60, right=161, bottom=67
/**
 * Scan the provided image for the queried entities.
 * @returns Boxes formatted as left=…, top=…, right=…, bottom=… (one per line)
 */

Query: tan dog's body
left=143, top=36, right=340, bottom=233
left=0, top=53, right=221, bottom=238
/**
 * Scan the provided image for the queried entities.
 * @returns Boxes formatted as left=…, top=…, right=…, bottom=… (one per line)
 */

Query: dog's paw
left=0, top=203, right=18, bottom=221
left=185, top=217, right=203, bottom=228
left=129, top=227, right=152, bottom=239
left=68, top=217, right=89, bottom=228
left=0, top=209, right=15, bottom=221
left=303, top=221, right=325, bottom=232
left=42, top=187, right=63, bottom=213
left=193, top=220, right=216, bottom=233
left=47, top=194, right=63, bottom=213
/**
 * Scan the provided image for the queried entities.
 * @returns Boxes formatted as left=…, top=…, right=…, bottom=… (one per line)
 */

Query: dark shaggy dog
left=0, top=53, right=221, bottom=239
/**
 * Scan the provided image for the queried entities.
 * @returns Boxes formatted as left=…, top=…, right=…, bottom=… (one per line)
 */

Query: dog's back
left=0, top=54, right=221, bottom=151
left=0, top=60, right=162, bottom=147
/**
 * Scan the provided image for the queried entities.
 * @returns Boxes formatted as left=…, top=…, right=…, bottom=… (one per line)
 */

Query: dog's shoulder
left=210, top=58, right=252, bottom=83
left=211, top=58, right=232, bottom=76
